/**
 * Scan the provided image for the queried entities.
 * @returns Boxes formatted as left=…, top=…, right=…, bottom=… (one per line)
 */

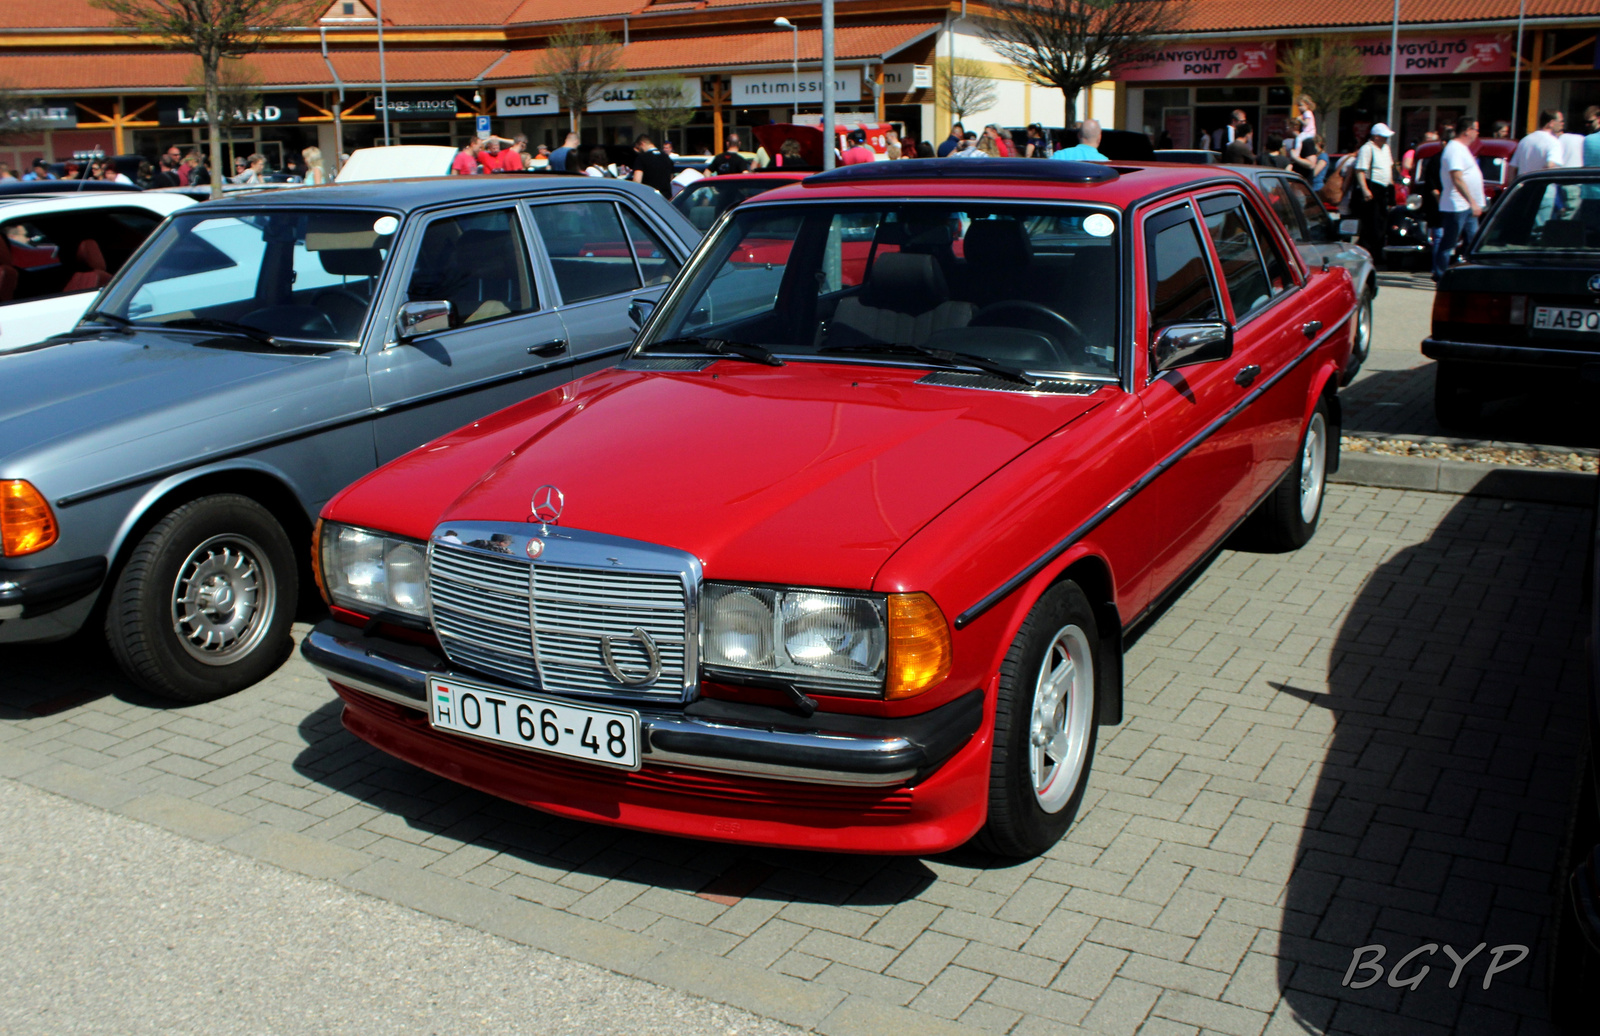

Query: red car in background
left=302, top=160, right=1358, bottom=858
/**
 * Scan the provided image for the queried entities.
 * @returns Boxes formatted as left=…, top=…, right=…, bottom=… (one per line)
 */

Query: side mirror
left=397, top=300, right=452, bottom=340
left=628, top=296, right=657, bottom=331
left=1152, top=322, right=1233, bottom=373
left=1338, top=218, right=1360, bottom=242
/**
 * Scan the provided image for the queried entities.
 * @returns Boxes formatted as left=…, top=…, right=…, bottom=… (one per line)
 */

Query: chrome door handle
left=527, top=338, right=568, bottom=356
left=1302, top=320, right=1323, bottom=339
left=1234, top=364, right=1261, bottom=387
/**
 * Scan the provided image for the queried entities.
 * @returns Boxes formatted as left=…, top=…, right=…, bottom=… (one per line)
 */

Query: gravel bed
left=1342, top=435, right=1599, bottom=473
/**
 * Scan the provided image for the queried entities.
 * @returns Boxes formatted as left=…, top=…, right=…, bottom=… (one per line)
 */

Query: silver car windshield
left=642, top=203, right=1121, bottom=377
left=104, top=209, right=396, bottom=342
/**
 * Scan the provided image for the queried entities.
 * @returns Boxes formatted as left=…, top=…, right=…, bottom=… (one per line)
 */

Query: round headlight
left=1406, top=194, right=1423, bottom=211
left=781, top=593, right=885, bottom=675
left=707, top=588, right=774, bottom=667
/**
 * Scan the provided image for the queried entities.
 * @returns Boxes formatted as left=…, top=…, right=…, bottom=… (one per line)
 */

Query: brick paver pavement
left=2, top=484, right=1589, bottom=1035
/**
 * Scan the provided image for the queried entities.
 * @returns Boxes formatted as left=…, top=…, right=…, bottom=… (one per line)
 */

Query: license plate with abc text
left=428, top=677, right=641, bottom=770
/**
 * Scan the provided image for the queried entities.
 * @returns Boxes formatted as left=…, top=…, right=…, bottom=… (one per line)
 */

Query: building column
left=1525, top=31, right=1543, bottom=134
left=113, top=97, right=126, bottom=155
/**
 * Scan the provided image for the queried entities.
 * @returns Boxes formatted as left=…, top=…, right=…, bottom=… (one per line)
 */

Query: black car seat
left=830, top=252, right=975, bottom=346
left=449, top=229, right=524, bottom=324
left=961, top=219, right=1034, bottom=306
left=314, top=248, right=385, bottom=337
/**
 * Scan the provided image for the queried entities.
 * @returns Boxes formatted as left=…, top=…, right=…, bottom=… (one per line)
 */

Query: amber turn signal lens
left=0, top=480, right=58, bottom=557
left=310, top=518, right=329, bottom=606
left=886, top=592, right=952, bottom=700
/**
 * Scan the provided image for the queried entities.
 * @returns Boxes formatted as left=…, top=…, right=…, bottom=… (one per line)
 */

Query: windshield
left=643, top=202, right=1120, bottom=377
left=1476, top=178, right=1600, bottom=254
left=103, top=209, right=396, bottom=341
left=672, top=179, right=795, bottom=233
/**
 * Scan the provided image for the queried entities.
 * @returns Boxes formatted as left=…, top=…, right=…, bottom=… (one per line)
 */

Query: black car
left=1424, top=167, right=1600, bottom=426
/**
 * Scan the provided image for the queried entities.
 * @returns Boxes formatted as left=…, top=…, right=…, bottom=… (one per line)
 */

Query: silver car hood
left=0, top=331, right=352, bottom=474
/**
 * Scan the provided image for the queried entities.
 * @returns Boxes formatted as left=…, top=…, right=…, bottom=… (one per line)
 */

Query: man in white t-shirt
left=1509, top=109, right=1566, bottom=180
left=1433, top=116, right=1485, bottom=281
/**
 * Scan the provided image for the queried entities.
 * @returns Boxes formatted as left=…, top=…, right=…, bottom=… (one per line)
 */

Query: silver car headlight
left=318, top=522, right=429, bottom=620
left=1406, top=193, right=1423, bottom=211
left=702, top=583, right=887, bottom=694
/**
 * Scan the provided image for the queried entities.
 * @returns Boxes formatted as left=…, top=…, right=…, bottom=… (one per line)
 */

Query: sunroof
left=806, top=157, right=1121, bottom=186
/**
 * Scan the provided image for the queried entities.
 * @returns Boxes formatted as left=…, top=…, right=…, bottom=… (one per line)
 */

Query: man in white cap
left=1352, top=123, right=1397, bottom=256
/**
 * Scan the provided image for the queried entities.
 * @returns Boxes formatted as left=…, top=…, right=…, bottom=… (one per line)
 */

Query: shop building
left=1117, top=1, right=1599, bottom=154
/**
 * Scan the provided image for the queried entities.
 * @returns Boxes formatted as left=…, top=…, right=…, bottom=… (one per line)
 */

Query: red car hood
left=439, top=361, right=1106, bottom=590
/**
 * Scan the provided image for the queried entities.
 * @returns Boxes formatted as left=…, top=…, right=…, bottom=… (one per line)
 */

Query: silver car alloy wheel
left=1028, top=623, right=1096, bottom=813
left=1355, top=296, right=1373, bottom=362
left=1299, top=411, right=1328, bottom=525
left=170, top=534, right=276, bottom=665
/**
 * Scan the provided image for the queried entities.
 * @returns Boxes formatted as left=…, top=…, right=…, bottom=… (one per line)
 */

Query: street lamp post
left=377, top=0, right=390, bottom=146
left=773, top=17, right=799, bottom=118
left=1385, top=0, right=1399, bottom=131
left=822, top=0, right=835, bottom=170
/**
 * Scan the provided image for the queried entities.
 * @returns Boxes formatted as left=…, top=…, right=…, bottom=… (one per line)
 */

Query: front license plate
left=428, top=677, right=641, bottom=771
left=1532, top=306, right=1600, bottom=333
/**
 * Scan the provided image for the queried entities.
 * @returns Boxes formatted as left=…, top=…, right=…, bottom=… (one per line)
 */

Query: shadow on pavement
left=1274, top=495, right=1590, bottom=1034
left=0, top=628, right=196, bottom=717
left=291, top=698, right=954, bottom=908
left=1343, top=364, right=1600, bottom=449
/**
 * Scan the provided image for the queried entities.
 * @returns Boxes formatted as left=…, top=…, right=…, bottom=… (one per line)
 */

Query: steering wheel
left=312, top=289, right=370, bottom=337
left=971, top=301, right=1085, bottom=363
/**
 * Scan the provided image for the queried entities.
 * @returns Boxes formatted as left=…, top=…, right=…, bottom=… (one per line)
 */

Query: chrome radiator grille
left=427, top=528, right=695, bottom=703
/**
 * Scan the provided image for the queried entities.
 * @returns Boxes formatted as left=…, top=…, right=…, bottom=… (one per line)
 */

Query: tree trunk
left=205, top=55, right=223, bottom=201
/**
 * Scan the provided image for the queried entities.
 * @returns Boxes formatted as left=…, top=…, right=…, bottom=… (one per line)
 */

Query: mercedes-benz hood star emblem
left=532, top=484, right=564, bottom=529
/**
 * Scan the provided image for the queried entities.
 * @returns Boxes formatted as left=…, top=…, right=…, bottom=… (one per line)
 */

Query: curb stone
left=1331, top=451, right=1596, bottom=505
left=0, top=743, right=986, bottom=1036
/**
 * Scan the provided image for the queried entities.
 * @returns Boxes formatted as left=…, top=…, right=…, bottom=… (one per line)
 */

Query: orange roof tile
left=0, top=48, right=506, bottom=92
left=508, top=0, right=642, bottom=22
left=1178, top=0, right=1597, bottom=32
left=487, top=21, right=937, bottom=79
left=0, top=0, right=127, bottom=29
left=377, top=0, right=527, bottom=26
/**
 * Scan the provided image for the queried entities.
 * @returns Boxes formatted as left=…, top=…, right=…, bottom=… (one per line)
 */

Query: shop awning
left=1181, top=0, right=1598, bottom=32
left=486, top=22, right=940, bottom=82
left=0, top=48, right=509, bottom=93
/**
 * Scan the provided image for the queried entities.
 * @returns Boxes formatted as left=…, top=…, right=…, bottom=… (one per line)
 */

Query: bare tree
left=1278, top=38, right=1368, bottom=136
left=981, top=0, right=1188, bottom=122
left=937, top=57, right=1000, bottom=125
left=633, top=76, right=694, bottom=142
left=535, top=24, right=625, bottom=135
left=91, top=0, right=319, bottom=198
left=183, top=57, right=264, bottom=173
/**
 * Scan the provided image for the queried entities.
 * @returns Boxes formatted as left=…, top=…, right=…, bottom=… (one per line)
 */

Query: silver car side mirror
left=1152, top=322, right=1233, bottom=373
left=397, top=300, right=452, bottom=341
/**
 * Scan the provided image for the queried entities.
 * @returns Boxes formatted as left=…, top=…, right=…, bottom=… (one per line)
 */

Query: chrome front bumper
left=301, top=620, right=982, bottom=788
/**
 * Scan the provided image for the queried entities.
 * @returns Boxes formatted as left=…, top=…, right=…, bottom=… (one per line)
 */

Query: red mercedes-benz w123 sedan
left=301, top=159, right=1358, bottom=857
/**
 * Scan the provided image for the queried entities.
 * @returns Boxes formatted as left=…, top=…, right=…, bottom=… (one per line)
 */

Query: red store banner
left=1353, top=34, right=1513, bottom=76
left=1116, top=41, right=1277, bottom=81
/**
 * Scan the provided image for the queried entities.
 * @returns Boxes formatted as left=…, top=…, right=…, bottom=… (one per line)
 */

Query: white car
left=334, top=145, right=460, bottom=183
left=0, top=191, right=195, bottom=352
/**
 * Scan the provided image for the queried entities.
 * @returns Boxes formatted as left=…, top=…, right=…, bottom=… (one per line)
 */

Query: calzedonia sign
left=374, top=93, right=459, bottom=121
left=158, top=95, right=299, bottom=126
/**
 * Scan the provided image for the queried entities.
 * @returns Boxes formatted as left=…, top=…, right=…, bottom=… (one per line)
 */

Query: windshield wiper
left=642, top=335, right=785, bottom=367
left=81, top=309, right=138, bottom=330
left=161, top=317, right=281, bottom=349
left=820, top=342, right=1038, bottom=387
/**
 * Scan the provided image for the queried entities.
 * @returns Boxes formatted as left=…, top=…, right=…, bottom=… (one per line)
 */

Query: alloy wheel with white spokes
left=1298, top=411, right=1327, bottom=525
left=1028, top=624, right=1097, bottom=814
left=979, top=580, right=1103, bottom=858
left=170, top=534, right=276, bottom=665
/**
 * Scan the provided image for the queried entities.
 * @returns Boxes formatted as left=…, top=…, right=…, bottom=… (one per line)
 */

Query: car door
left=366, top=204, right=574, bottom=466
left=0, top=204, right=168, bottom=351
left=527, top=195, right=682, bottom=359
left=1136, top=199, right=1255, bottom=594
left=1194, top=190, right=1311, bottom=505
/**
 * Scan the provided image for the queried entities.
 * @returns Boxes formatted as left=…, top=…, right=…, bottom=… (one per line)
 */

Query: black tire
left=105, top=494, right=297, bottom=702
left=1242, top=398, right=1332, bottom=553
left=1433, top=360, right=1482, bottom=428
left=1550, top=753, right=1600, bottom=1033
left=977, top=580, right=1103, bottom=859
left=1341, top=287, right=1374, bottom=386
